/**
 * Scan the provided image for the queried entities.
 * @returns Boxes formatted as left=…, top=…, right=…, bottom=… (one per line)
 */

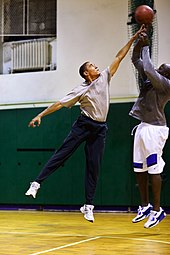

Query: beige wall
left=0, top=0, right=169, bottom=108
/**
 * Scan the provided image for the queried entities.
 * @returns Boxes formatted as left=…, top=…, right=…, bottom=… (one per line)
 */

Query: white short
left=133, top=122, right=169, bottom=174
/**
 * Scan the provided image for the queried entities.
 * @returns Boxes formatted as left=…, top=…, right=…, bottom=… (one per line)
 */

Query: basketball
left=134, top=5, right=154, bottom=25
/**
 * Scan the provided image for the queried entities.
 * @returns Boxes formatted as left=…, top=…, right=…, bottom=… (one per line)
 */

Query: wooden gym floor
left=0, top=210, right=170, bottom=255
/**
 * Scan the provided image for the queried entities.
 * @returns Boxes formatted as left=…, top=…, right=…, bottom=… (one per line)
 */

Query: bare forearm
left=29, top=101, right=63, bottom=128
left=116, top=34, right=137, bottom=61
left=38, top=101, right=63, bottom=118
left=109, top=36, right=136, bottom=76
left=109, top=25, right=145, bottom=76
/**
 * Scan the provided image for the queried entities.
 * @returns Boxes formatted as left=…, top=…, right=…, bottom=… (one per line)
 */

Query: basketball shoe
left=144, top=207, right=166, bottom=228
left=25, top=181, right=40, bottom=198
left=132, top=203, right=153, bottom=223
left=80, top=204, right=94, bottom=223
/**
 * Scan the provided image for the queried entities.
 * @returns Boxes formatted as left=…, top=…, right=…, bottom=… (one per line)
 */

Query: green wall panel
left=0, top=102, right=170, bottom=207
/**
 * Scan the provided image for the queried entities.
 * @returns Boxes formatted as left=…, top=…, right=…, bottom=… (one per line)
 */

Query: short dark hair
left=79, top=62, right=89, bottom=79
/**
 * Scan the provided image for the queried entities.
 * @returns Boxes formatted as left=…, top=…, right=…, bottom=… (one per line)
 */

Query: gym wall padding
left=0, top=102, right=170, bottom=207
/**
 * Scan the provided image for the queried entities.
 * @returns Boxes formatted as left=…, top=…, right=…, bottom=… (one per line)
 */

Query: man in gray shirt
left=25, top=26, right=144, bottom=223
left=130, top=32, right=170, bottom=228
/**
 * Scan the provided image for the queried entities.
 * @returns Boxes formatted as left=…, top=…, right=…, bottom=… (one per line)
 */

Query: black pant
left=35, top=114, right=108, bottom=204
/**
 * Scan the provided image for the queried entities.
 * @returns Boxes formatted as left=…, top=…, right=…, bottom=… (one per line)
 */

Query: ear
left=84, top=70, right=89, bottom=77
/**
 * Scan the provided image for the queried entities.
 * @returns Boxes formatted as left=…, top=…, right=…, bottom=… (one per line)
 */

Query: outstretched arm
left=142, top=46, right=170, bottom=91
left=109, top=25, right=145, bottom=77
left=28, top=101, right=63, bottom=128
left=131, top=34, right=148, bottom=83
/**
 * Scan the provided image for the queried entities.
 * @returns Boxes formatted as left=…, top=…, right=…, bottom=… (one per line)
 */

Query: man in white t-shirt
left=25, top=26, right=144, bottom=223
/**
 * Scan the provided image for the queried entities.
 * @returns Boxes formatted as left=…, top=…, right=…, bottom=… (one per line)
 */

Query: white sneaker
left=25, top=181, right=40, bottom=198
left=132, top=203, right=153, bottom=223
left=144, top=207, right=166, bottom=228
left=80, top=204, right=94, bottom=223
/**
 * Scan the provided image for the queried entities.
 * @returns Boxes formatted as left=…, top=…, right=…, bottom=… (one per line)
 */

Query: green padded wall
left=0, top=102, right=170, bottom=207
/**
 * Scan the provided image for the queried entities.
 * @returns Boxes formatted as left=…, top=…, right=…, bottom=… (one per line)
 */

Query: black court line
left=17, top=148, right=55, bottom=152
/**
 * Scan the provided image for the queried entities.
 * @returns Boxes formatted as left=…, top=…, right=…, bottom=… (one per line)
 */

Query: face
left=157, top=64, right=170, bottom=80
left=84, top=62, right=100, bottom=80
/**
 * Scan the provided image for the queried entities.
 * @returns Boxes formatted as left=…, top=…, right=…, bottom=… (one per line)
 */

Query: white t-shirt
left=60, top=68, right=111, bottom=122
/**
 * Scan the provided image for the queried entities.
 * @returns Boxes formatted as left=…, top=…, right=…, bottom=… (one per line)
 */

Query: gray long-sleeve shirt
left=60, top=68, right=111, bottom=122
left=129, top=45, right=170, bottom=126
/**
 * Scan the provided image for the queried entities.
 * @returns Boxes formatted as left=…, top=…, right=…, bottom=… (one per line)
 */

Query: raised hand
left=138, top=31, right=150, bottom=47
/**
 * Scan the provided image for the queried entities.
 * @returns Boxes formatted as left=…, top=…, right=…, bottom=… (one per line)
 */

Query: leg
left=36, top=117, right=89, bottom=183
left=132, top=124, right=152, bottom=223
left=25, top=116, right=90, bottom=198
left=84, top=124, right=107, bottom=205
left=132, top=171, right=153, bottom=223
left=133, top=124, right=149, bottom=206
left=144, top=125, right=169, bottom=210
left=144, top=173, right=166, bottom=228
left=135, top=171, right=149, bottom=207
left=150, top=173, right=162, bottom=211
left=80, top=122, right=107, bottom=223
left=141, top=125, right=168, bottom=228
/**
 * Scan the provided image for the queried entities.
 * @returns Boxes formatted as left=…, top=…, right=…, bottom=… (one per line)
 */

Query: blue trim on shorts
left=133, top=162, right=143, bottom=169
left=147, top=153, right=157, bottom=167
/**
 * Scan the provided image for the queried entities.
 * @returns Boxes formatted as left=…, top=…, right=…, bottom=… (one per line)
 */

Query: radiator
left=11, top=40, right=49, bottom=72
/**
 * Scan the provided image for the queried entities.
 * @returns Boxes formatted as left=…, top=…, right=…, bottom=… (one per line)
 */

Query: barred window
left=0, top=0, right=57, bottom=74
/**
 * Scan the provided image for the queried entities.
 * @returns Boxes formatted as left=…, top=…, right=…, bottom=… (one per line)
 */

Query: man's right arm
left=28, top=101, right=63, bottom=128
left=142, top=46, right=170, bottom=91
